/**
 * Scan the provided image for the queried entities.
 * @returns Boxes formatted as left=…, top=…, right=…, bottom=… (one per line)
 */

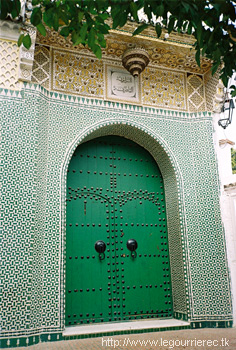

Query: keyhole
left=84, top=201, right=87, bottom=215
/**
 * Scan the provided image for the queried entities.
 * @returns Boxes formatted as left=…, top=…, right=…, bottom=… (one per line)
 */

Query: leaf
left=144, top=3, right=152, bottom=21
left=111, top=5, right=120, bottom=20
left=88, top=28, right=96, bottom=49
left=31, top=7, right=42, bottom=26
left=71, top=31, right=82, bottom=45
left=168, top=16, right=176, bottom=34
left=0, top=2, right=8, bottom=20
left=213, top=47, right=221, bottom=62
left=112, top=5, right=128, bottom=29
left=84, top=12, right=93, bottom=26
left=130, top=2, right=139, bottom=21
left=93, top=44, right=102, bottom=59
left=80, top=23, right=88, bottom=41
left=78, top=10, right=84, bottom=23
left=114, top=10, right=128, bottom=28
left=98, top=12, right=109, bottom=20
left=11, top=0, right=21, bottom=18
left=133, top=23, right=149, bottom=36
left=17, top=33, right=24, bottom=47
left=43, top=8, right=54, bottom=27
left=211, top=62, right=219, bottom=76
left=196, top=23, right=203, bottom=46
left=221, top=74, right=228, bottom=87
left=97, top=24, right=109, bottom=34
left=96, top=15, right=105, bottom=24
left=155, top=24, right=162, bottom=38
left=36, top=23, right=46, bottom=36
left=195, top=49, right=201, bottom=67
left=53, top=12, right=59, bottom=31
left=187, top=22, right=193, bottom=35
left=97, top=35, right=106, bottom=48
left=156, top=4, right=164, bottom=17
left=112, top=14, right=121, bottom=29
left=231, top=88, right=236, bottom=98
left=59, top=9, right=69, bottom=25
left=0, top=0, right=13, bottom=20
left=182, top=1, right=190, bottom=13
left=201, top=44, right=207, bottom=56
left=23, top=34, right=31, bottom=49
left=60, top=26, right=70, bottom=37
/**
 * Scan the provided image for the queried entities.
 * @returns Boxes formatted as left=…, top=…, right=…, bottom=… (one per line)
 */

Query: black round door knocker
left=127, top=239, right=138, bottom=258
left=95, top=240, right=106, bottom=260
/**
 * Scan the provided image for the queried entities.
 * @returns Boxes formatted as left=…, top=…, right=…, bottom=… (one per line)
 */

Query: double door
left=66, top=136, right=172, bottom=325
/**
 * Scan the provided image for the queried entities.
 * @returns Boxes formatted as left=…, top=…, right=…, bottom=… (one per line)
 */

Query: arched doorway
left=65, top=136, right=173, bottom=325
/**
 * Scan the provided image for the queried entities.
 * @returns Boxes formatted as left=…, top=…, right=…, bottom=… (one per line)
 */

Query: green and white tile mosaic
left=0, top=83, right=232, bottom=347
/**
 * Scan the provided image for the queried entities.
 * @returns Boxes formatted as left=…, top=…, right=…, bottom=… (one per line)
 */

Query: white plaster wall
left=213, top=109, right=236, bottom=326
left=214, top=108, right=236, bottom=184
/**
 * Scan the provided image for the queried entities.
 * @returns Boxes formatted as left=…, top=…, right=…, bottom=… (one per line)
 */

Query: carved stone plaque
left=106, top=66, right=140, bottom=103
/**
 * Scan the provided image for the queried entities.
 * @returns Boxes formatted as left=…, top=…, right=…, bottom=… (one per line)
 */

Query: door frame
left=60, top=121, right=190, bottom=327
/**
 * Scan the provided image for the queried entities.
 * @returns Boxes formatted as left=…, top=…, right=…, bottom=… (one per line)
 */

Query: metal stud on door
left=66, top=136, right=173, bottom=325
left=112, top=138, right=172, bottom=320
left=66, top=140, right=112, bottom=325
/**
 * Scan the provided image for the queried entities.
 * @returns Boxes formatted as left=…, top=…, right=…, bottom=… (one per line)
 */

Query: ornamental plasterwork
left=18, top=25, right=36, bottom=82
left=187, top=74, right=206, bottom=112
left=52, top=49, right=104, bottom=97
left=142, top=67, right=186, bottom=110
left=31, top=44, right=213, bottom=113
left=112, top=20, right=196, bottom=46
left=0, top=20, right=21, bottom=42
left=0, top=39, right=22, bottom=90
left=0, top=19, right=36, bottom=84
left=0, top=18, right=37, bottom=83
left=36, top=28, right=212, bottom=75
left=31, top=45, right=50, bottom=89
left=0, top=16, right=218, bottom=113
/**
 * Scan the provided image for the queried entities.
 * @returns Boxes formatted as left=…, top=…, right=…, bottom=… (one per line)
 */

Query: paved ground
left=8, top=328, right=236, bottom=350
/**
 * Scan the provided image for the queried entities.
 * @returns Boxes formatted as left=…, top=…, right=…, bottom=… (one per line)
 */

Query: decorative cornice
left=0, top=20, right=21, bottom=42
left=36, top=26, right=212, bottom=75
left=107, top=18, right=196, bottom=47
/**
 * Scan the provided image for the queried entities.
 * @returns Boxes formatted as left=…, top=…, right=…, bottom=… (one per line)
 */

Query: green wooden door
left=66, top=136, right=172, bottom=326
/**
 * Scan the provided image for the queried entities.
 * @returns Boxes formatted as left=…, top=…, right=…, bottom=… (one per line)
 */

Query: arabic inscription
left=106, top=66, right=140, bottom=103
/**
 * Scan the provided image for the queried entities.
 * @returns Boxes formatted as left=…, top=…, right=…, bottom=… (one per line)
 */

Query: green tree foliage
left=231, top=148, right=236, bottom=174
left=1, top=0, right=236, bottom=93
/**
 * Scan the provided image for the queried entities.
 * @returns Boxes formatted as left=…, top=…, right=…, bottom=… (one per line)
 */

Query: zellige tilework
left=0, top=83, right=232, bottom=348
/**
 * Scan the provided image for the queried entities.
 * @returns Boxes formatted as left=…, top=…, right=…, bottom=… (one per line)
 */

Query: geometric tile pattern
left=0, top=39, right=22, bottom=90
left=0, top=83, right=232, bottom=347
left=31, top=46, right=50, bottom=89
left=187, top=74, right=206, bottom=112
